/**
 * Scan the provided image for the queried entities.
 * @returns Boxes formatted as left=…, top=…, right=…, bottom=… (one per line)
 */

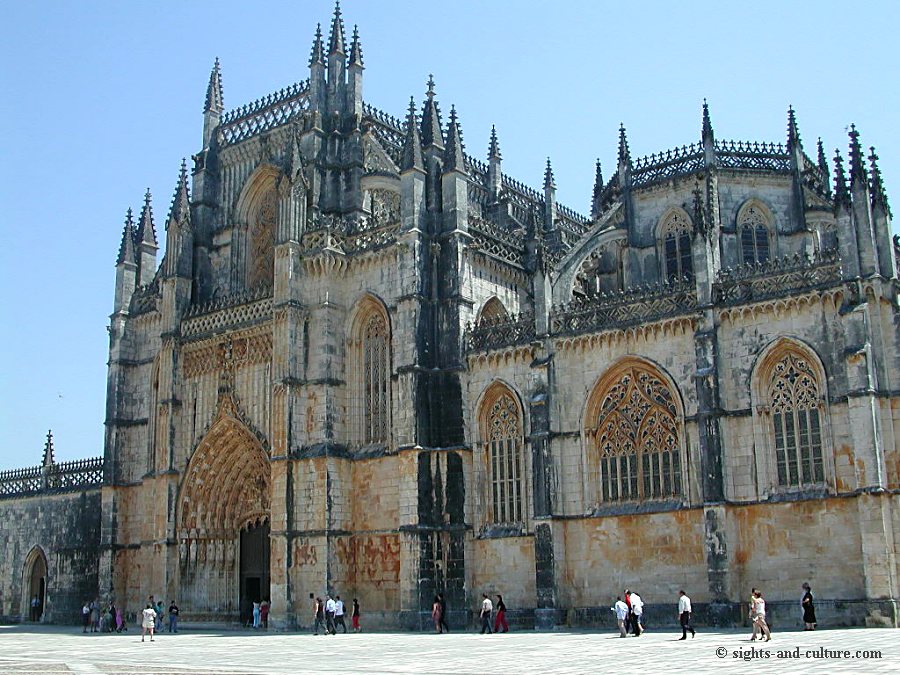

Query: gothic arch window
left=478, top=383, right=526, bottom=525
left=659, top=210, right=693, bottom=282
left=477, top=297, right=509, bottom=326
left=755, top=343, right=827, bottom=488
left=738, top=201, right=772, bottom=265
left=248, top=188, right=277, bottom=288
left=573, top=242, right=624, bottom=298
left=585, top=360, right=684, bottom=503
left=349, top=297, right=392, bottom=446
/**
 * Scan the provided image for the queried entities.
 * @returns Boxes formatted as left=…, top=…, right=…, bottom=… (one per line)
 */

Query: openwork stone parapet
left=0, top=457, right=103, bottom=499
left=465, top=311, right=536, bottom=353
left=713, top=249, right=841, bottom=305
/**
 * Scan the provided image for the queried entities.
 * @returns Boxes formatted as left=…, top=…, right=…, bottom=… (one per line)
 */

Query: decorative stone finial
left=136, top=189, right=157, bottom=246
left=327, top=0, right=346, bottom=56
left=833, top=149, right=851, bottom=211
left=401, top=96, right=424, bottom=172
left=543, top=157, right=556, bottom=191
left=204, top=58, right=223, bottom=114
left=116, top=208, right=137, bottom=265
left=848, top=124, right=867, bottom=189
left=42, top=430, right=55, bottom=467
left=309, top=24, right=325, bottom=66
left=349, top=24, right=363, bottom=66
left=488, top=125, right=501, bottom=161
left=443, top=105, right=465, bottom=172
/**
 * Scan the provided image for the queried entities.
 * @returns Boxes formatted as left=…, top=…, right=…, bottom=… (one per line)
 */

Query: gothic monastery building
left=2, top=4, right=899, bottom=629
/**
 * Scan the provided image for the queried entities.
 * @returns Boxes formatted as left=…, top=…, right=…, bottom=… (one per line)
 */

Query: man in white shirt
left=333, top=595, right=347, bottom=633
left=325, top=595, right=336, bottom=635
left=629, top=591, right=644, bottom=636
left=479, top=594, right=493, bottom=634
left=612, top=596, right=629, bottom=637
left=678, top=590, right=695, bottom=639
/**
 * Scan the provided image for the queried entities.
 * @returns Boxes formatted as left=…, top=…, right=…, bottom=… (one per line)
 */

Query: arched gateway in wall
left=23, top=546, right=48, bottom=622
left=177, top=397, right=271, bottom=622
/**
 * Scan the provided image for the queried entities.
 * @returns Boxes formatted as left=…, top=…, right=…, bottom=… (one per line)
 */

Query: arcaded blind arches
left=362, top=311, right=389, bottom=445
left=248, top=189, right=276, bottom=288
left=769, top=352, right=825, bottom=486
left=481, top=388, right=525, bottom=524
left=739, top=204, right=771, bottom=265
left=661, top=211, right=693, bottom=282
left=589, top=363, right=682, bottom=503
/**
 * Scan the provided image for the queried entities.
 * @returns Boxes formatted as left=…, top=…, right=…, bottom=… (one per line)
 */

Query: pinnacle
left=869, top=146, right=891, bottom=216
left=591, top=159, right=604, bottom=218
left=328, top=0, right=346, bottom=55
left=136, top=189, right=158, bottom=247
left=443, top=105, right=465, bottom=173
left=701, top=99, right=714, bottom=142
left=116, top=207, right=137, bottom=265
left=420, top=75, right=443, bottom=149
left=309, top=23, right=325, bottom=66
left=349, top=24, right=363, bottom=66
left=786, top=105, right=801, bottom=150
left=488, top=125, right=501, bottom=161
left=848, top=124, right=867, bottom=188
left=833, top=149, right=851, bottom=211
left=401, top=96, right=424, bottom=172
left=618, top=123, right=631, bottom=166
left=168, top=159, right=192, bottom=225
left=42, top=429, right=55, bottom=467
left=543, top=157, right=556, bottom=190
left=204, top=57, right=224, bottom=114
left=817, top=138, right=830, bottom=194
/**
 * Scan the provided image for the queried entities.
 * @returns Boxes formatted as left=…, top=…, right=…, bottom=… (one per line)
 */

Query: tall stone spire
left=591, top=160, right=604, bottom=219
left=848, top=124, right=868, bottom=190
left=400, top=97, right=424, bottom=172
left=833, top=149, right=851, bottom=212
left=42, top=430, right=55, bottom=467
left=869, top=147, right=890, bottom=216
left=204, top=58, right=223, bottom=114
left=116, top=208, right=137, bottom=265
left=443, top=105, right=465, bottom=173
left=327, top=0, right=346, bottom=55
left=786, top=106, right=802, bottom=151
left=420, top=75, right=443, bottom=149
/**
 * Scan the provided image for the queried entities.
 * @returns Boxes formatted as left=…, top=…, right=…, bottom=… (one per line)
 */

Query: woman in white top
left=141, top=603, right=156, bottom=642
left=752, top=591, right=771, bottom=641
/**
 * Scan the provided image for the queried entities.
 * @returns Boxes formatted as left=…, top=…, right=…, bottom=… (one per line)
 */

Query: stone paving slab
left=0, top=625, right=897, bottom=674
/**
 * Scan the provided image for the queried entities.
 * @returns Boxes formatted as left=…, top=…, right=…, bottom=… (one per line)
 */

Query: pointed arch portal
left=178, top=412, right=271, bottom=620
left=24, top=547, right=48, bottom=622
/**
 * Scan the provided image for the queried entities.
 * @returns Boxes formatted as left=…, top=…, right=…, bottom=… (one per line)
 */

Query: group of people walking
left=139, top=596, right=180, bottom=642
left=311, top=593, right=360, bottom=634
left=612, top=589, right=645, bottom=637
left=81, top=598, right=126, bottom=634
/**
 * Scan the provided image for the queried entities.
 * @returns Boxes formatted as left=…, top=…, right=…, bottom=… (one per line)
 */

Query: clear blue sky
left=1, top=0, right=897, bottom=469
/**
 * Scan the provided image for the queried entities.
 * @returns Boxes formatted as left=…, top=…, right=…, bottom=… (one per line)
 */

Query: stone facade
left=2, top=4, right=899, bottom=629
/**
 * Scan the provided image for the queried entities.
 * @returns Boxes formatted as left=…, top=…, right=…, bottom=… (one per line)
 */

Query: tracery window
left=248, top=189, right=276, bottom=288
left=477, top=297, right=509, bottom=326
left=480, top=386, right=525, bottom=524
left=739, top=205, right=771, bottom=265
left=362, top=312, right=389, bottom=444
left=768, top=352, right=824, bottom=486
left=588, top=363, right=682, bottom=502
left=661, top=211, right=693, bottom=282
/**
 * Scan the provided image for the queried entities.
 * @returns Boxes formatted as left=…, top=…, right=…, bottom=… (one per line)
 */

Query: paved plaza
left=0, top=625, right=896, bottom=674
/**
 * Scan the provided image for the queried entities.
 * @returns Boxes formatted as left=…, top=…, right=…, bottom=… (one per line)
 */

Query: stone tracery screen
left=769, top=352, right=824, bottom=486
left=362, top=312, right=389, bottom=445
left=481, top=389, right=524, bottom=524
left=590, top=363, right=682, bottom=503
left=248, top=189, right=276, bottom=288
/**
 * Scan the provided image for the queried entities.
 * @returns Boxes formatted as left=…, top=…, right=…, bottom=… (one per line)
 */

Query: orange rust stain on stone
left=834, top=444, right=854, bottom=492
left=305, top=393, right=317, bottom=434
left=292, top=538, right=318, bottom=568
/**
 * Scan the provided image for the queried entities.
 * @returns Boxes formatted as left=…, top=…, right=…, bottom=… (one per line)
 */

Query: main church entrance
left=177, top=406, right=271, bottom=621
left=239, top=519, right=270, bottom=625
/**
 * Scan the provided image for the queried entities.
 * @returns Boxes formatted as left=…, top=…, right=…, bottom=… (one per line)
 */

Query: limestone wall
left=0, top=489, right=101, bottom=623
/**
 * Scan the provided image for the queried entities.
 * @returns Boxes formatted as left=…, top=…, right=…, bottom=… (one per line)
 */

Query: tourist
left=479, top=593, right=493, bottom=634
left=432, top=595, right=443, bottom=633
left=623, top=589, right=633, bottom=634
left=260, top=599, right=269, bottom=630
left=106, top=602, right=116, bottom=632
left=752, top=590, right=771, bottom=641
left=352, top=598, right=361, bottom=632
left=115, top=605, right=125, bottom=633
left=612, top=596, right=628, bottom=637
left=629, top=590, right=644, bottom=636
left=333, top=596, right=347, bottom=633
left=141, top=603, right=156, bottom=642
left=677, top=590, right=695, bottom=639
left=30, top=595, right=40, bottom=622
left=748, top=587, right=759, bottom=640
left=82, top=601, right=91, bottom=633
left=801, top=583, right=817, bottom=631
left=252, top=599, right=261, bottom=629
left=438, top=592, right=449, bottom=633
left=493, top=594, right=508, bottom=633
left=90, top=599, right=100, bottom=633
left=313, top=596, right=326, bottom=635
left=168, top=600, right=179, bottom=633
left=325, top=595, right=336, bottom=635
